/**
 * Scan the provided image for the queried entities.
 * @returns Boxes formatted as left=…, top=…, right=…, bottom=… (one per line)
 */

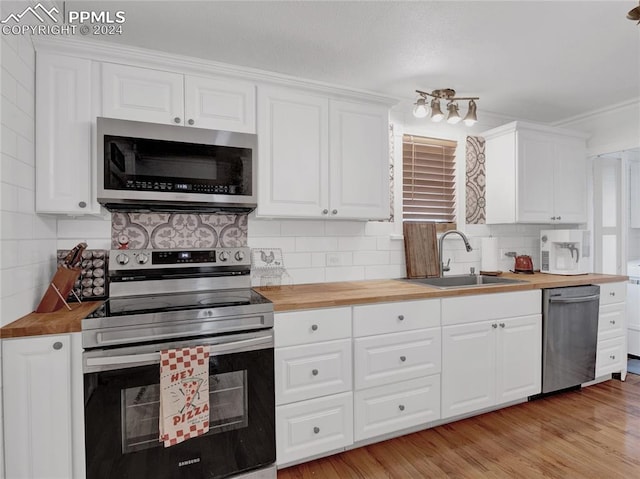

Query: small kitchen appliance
left=540, top=229, right=590, bottom=275
left=82, top=247, right=275, bottom=479
left=513, top=254, right=534, bottom=274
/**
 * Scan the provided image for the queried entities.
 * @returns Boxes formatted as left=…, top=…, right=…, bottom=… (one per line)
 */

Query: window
left=402, top=134, right=457, bottom=228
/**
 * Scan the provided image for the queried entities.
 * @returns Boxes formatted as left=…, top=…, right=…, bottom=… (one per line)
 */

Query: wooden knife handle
left=63, top=242, right=88, bottom=268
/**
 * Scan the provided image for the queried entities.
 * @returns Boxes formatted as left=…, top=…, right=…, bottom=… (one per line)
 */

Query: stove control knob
left=234, top=251, right=245, bottom=262
left=219, top=251, right=230, bottom=262
left=136, top=254, right=149, bottom=265
left=116, top=253, right=129, bottom=265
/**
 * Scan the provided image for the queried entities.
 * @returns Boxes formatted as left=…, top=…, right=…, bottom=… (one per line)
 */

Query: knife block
left=35, top=266, right=82, bottom=313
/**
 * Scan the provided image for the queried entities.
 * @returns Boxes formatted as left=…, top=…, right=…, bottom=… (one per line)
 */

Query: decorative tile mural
left=465, top=136, right=486, bottom=224
left=111, top=213, right=248, bottom=249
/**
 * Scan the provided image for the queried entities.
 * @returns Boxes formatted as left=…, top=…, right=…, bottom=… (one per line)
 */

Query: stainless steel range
left=82, top=247, right=275, bottom=479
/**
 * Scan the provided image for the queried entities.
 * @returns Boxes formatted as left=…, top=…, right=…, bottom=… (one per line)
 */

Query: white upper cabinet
left=102, top=63, right=256, bottom=132
left=257, top=86, right=390, bottom=220
left=36, top=53, right=97, bottom=214
left=484, top=121, right=588, bottom=224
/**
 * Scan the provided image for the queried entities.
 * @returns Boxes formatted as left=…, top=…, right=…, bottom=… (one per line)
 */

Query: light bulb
left=413, top=97, right=428, bottom=118
left=463, top=99, right=478, bottom=126
left=446, top=102, right=461, bottom=124
left=430, top=99, right=444, bottom=122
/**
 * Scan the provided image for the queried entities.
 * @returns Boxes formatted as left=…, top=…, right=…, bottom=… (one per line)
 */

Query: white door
left=554, top=139, right=587, bottom=223
left=495, top=315, right=542, bottom=404
left=256, top=86, right=329, bottom=218
left=102, top=63, right=184, bottom=125
left=36, top=53, right=94, bottom=214
left=3, top=335, right=73, bottom=479
left=184, top=75, right=255, bottom=132
left=516, top=131, right=555, bottom=222
left=441, top=321, right=496, bottom=418
left=328, top=100, right=390, bottom=220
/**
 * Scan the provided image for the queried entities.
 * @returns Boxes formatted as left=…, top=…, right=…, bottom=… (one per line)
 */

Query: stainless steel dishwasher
left=542, top=285, right=600, bottom=394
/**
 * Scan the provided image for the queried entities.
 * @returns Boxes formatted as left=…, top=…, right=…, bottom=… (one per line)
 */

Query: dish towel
left=159, top=346, right=210, bottom=447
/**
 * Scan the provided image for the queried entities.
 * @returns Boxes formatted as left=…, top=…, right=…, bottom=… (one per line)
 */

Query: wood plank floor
left=278, top=374, right=640, bottom=478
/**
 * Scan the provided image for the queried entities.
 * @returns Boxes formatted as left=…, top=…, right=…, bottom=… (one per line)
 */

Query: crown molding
left=31, top=36, right=399, bottom=106
left=552, top=98, right=640, bottom=127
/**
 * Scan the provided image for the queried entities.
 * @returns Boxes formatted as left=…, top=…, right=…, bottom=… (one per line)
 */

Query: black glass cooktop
left=89, top=289, right=271, bottom=318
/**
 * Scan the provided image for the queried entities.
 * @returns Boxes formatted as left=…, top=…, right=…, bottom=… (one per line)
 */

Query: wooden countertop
left=0, top=273, right=627, bottom=338
left=255, top=272, right=628, bottom=311
left=0, top=301, right=103, bottom=339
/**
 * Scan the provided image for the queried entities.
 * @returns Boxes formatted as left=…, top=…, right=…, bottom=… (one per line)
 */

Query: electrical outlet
left=327, top=252, right=343, bottom=266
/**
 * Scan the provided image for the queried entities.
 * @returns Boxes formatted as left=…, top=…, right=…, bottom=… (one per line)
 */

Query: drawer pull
left=400, top=356, right=407, bottom=362
left=53, top=342, right=63, bottom=350
left=499, top=322, right=506, bottom=328
left=311, top=324, right=319, bottom=331
left=398, top=404, right=405, bottom=411
left=610, top=320, right=616, bottom=325
left=312, top=369, right=319, bottom=376
left=398, top=315, right=405, bottom=321
left=313, top=427, right=320, bottom=434
left=491, top=323, right=498, bottom=329
left=610, top=292, right=616, bottom=296
left=610, top=355, right=616, bottom=360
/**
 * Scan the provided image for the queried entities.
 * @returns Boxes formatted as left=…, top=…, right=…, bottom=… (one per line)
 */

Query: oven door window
left=84, top=348, right=274, bottom=479
left=122, top=370, right=248, bottom=454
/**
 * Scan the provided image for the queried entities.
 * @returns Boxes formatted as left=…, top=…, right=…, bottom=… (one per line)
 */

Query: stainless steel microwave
left=97, top=117, right=257, bottom=212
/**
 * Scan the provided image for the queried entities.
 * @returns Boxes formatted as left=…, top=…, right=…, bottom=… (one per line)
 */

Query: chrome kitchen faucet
left=438, top=230, right=473, bottom=277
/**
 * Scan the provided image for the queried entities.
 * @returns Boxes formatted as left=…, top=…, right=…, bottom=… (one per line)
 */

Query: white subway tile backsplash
left=0, top=125, right=17, bottom=158
left=16, top=133, right=34, bottom=166
left=248, top=236, right=296, bottom=252
left=325, top=266, right=365, bottom=282
left=1, top=97, right=34, bottom=141
left=337, top=236, right=377, bottom=251
left=295, top=236, right=338, bottom=252
left=1, top=182, right=18, bottom=211
left=326, top=252, right=353, bottom=267
left=376, top=235, right=403, bottom=251
left=311, top=252, right=326, bottom=267
left=282, top=252, right=312, bottom=269
left=324, top=221, right=366, bottom=236
left=364, top=221, right=393, bottom=236
left=282, top=267, right=326, bottom=285
left=16, top=82, right=34, bottom=117
left=57, top=238, right=111, bottom=250
left=1, top=287, right=43, bottom=326
left=353, top=250, right=389, bottom=266
left=1, top=212, right=32, bottom=240
left=57, top=217, right=112, bottom=239
left=32, top=215, right=56, bottom=239
left=1, top=67, right=17, bottom=101
left=17, top=186, right=34, bottom=213
left=281, top=220, right=325, bottom=237
left=390, top=250, right=405, bottom=265
left=247, top=217, right=281, bottom=237
left=364, top=264, right=406, bottom=280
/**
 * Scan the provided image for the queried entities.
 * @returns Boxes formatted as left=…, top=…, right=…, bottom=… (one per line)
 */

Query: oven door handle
left=85, top=336, right=272, bottom=370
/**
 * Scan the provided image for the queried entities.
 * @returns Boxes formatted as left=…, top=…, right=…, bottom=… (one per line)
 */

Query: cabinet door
left=441, top=321, right=496, bottom=419
left=516, top=130, right=555, bottom=222
left=553, top=139, right=587, bottom=223
left=495, top=315, right=541, bottom=404
left=184, top=75, right=255, bottom=133
left=329, top=100, right=390, bottom=220
left=36, top=53, right=95, bottom=214
left=102, top=63, right=183, bottom=125
left=3, top=335, right=73, bottom=479
left=256, top=86, right=329, bottom=217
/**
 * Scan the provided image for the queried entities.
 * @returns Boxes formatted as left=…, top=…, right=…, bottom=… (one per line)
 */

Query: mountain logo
left=1, top=3, right=59, bottom=24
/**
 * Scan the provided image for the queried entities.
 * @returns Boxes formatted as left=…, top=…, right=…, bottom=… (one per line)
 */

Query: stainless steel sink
left=401, top=274, right=527, bottom=289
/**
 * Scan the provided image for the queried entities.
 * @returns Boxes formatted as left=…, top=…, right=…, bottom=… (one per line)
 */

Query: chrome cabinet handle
left=311, top=324, right=318, bottom=331
left=322, top=209, right=329, bottom=215
left=492, top=323, right=498, bottom=329
left=78, top=201, right=87, bottom=208
left=557, top=216, right=561, bottom=220
left=551, top=216, right=557, bottom=220
left=174, top=117, right=181, bottom=124
left=313, top=427, right=320, bottom=434
left=610, top=320, right=616, bottom=325
left=610, top=292, right=616, bottom=296
left=312, top=369, right=319, bottom=376
left=188, top=119, right=194, bottom=125
left=400, top=356, right=406, bottom=362
left=53, top=342, right=63, bottom=350
left=398, top=405, right=405, bottom=411
left=332, top=209, right=338, bottom=215
left=398, top=315, right=405, bottom=321
left=610, top=355, right=616, bottom=360
left=499, top=323, right=505, bottom=328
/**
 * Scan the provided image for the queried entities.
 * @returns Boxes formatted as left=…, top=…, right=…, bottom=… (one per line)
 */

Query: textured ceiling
left=65, top=0, right=640, bottom=122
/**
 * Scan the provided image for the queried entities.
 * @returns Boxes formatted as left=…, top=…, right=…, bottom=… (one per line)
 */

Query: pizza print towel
left=159, top=346, right=210, bottom=447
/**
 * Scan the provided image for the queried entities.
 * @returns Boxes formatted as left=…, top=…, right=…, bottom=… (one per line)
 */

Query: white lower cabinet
left=276, top=392, right=353, bottom=466
left=596, top=282, right=627, bottom=377
left=2, top=333, right=85, bottom=479
left=441, top=291, right=541, bottom=419
left=354, top=375, right=440, bottom=442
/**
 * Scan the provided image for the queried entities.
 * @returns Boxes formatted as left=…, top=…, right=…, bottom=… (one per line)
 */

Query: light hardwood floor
left=278, top=374, right=640, bottom=478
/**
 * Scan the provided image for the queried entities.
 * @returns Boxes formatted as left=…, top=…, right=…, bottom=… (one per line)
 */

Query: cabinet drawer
left=354, top=375, right=440, bottom=442
left=442, top=290, right=541, bottom=326
left=353, top=299, right=440, bottom=337
left=276, top=392, right=353, bottom=466
left=599, top=282, right=627, bottom=305
left=275, top=308, right=351, bottom=347
left=354, top=328, right=441, bottom=390
left=596, top=336, right=626, bottom=377
left=276, top=339, right=351, bottom=405
left=598, top=303, right=626, bottom=341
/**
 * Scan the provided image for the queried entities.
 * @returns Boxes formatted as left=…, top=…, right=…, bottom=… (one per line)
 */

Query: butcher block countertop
left=255, top=272, right=628, bottom=312
left=0, top=273, right=627, bottom=338
left=0, top=301, right=102, bottom=339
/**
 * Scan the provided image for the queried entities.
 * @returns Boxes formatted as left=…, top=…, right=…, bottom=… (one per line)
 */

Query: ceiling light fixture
left=413, top=89, right=480, bottom=126
left=628, top=1, right=640, bottom=24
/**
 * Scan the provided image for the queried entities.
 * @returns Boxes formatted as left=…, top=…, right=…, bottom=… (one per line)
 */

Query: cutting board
left=403, top=222, right=440, bottom=278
